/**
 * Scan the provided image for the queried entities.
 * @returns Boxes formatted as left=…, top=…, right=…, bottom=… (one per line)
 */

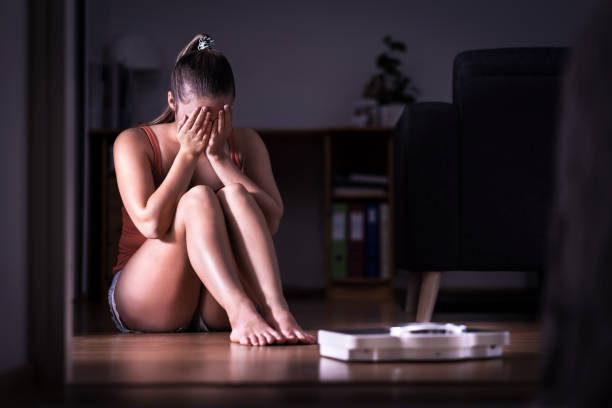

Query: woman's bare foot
left=228, top=304, right=284, bottom=346
left=262, top=304, right=317, bottom=345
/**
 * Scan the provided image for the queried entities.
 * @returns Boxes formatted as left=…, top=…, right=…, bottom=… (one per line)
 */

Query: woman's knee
left=177, top=185, right=220, bottom=216
left=173, top=185, right=225, bottom=235
left=216, top=183, right=249, bottom=204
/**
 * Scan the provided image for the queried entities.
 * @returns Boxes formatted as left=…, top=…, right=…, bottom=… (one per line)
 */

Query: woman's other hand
left=176, top=106, right=212, bottom=158
left=205, top=104, right=233, bottom=160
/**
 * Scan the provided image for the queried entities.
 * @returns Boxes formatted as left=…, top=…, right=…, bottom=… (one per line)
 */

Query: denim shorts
left=108, top=268, right=209, bottom=333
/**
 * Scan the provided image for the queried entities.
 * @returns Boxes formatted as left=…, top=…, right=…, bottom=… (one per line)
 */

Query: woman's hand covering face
left=176, top=106, right=213, bottom=157
left=206, top=104, right=233, bottom=159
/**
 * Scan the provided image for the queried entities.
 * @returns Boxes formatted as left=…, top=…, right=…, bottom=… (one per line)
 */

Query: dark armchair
left=393, top=47, right=567, bottom=321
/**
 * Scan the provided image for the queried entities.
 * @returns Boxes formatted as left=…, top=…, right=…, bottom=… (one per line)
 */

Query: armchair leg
left=416, top=271, right=441, bottom=322
left=404, top=271, right=422, bottom=316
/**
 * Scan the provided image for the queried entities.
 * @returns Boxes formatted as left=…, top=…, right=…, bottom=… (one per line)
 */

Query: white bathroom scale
left=317, top=323, right=510, bottom=362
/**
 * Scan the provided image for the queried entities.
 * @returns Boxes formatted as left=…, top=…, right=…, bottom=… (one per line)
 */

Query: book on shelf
left=379, top=202, right=390, bottom=279
left=347, top=203, right=366, bottom=277
left=330, top=203, right=348, bottom=279
left=330, top=200, right=390, bottom=281
left=365, top=203, right=380, bottom=278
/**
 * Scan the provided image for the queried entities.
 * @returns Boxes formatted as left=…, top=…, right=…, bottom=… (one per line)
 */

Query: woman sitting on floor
left=108, top=33, right=315, bottom=346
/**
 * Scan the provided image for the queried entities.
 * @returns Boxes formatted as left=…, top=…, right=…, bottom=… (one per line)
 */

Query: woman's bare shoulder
left=113, top=127, right=153, bottom=160
left=234, top=126, right=260, bottom=138
left=234, top=126, right=264, bottom=151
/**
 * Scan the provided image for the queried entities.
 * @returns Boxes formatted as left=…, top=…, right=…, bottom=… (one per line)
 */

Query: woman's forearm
left=209, top=155, right=283, bottom=233
left=143, top=149, right=199, bottom=237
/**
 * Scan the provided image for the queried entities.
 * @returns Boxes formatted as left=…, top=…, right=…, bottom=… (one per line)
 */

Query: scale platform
left=317, top=323, right=510, bottom=362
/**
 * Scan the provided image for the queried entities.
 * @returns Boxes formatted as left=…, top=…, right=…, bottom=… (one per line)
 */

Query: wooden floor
left=68, top=299, right=541, bottom=407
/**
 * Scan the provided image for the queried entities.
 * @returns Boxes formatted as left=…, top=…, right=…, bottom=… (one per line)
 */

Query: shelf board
left=257, top=126, right=393, bottom=133
left=332, top=192, right=388, bottom=199
left=330, top=277, right=392, bottom=285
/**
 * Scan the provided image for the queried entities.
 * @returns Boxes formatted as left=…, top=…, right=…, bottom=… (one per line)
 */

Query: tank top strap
left=228, top=129, right=243, bottom=171
left=139, top=125, right=163, bottom=183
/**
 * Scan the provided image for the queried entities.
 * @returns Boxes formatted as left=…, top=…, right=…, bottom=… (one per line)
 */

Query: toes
left=304, top=332, right=317, bottom=344
left=297, top=330, right=316, bottom=344
left=269, top=329, right=284, bottom=343
left=294, top=330, right=308, bottom=342
left=261, top=331, right=275, bottom=345
left=256, top=333, right=267, bottom=346
left=240, top=336, right=250, bottom=346
left=249, top=334, right=259, bottom=346
left=295, top=330, right=316, bottom=344
left=282, top=330, right=298, bottom=343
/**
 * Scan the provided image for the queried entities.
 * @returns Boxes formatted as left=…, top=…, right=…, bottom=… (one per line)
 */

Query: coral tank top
left=111, top=125, right=244, bottom=275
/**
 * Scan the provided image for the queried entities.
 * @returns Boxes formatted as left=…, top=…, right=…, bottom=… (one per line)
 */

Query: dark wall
left=87, top=0, right=599, bottom=128
left=0, top=1, right=27, bottom=372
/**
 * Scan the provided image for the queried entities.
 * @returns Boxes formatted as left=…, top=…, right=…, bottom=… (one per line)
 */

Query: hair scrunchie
left=197, top=35, right=215, bottom=51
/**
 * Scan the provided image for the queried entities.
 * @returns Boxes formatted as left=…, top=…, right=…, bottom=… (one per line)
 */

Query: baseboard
left=0, top=363, right=34, bottom=393
left=283, top=287, right=326, bottom=299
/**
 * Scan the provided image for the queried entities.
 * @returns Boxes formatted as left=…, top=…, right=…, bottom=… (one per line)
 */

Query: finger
left=195, top=125, right=205, bottom=140
left=192, top=107, right=207, bottom=130
left=202, top=112, right=213, bottom=137
left=201, top=111, right=211, bottom=135
left=226, top=104, right=232, bottom=127
left=210, top=122, right=217, bottom=142
left=206, top=127, right=217, bottom=150
left=202, top=129, right=211, bottom=149
left=185, top=106, right=201, bottom=129
left=218, top=108, right=224, bottom=135
left=202, top=124, right=211, bottom=147
left=197, top=114, right=211, bottom=143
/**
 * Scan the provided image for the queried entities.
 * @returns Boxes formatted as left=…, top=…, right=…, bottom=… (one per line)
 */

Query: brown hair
left=143, top=33, right=236, bottom=125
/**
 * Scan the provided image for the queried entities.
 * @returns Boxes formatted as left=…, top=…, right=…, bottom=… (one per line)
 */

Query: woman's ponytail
left=144, top=106, right=175, bottom=126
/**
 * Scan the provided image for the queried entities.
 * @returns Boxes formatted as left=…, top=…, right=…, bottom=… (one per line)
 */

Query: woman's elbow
left=139, top=219, right=165, bottom=239
left=269, top=222, right=279, bottom=236
left=268, top=217, right=281, bottom=236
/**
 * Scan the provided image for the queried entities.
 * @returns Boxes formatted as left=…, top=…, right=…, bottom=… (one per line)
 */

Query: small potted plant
left=362, top=35, right=418, bottom=127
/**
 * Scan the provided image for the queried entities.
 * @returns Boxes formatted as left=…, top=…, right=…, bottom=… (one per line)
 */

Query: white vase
left=380, top=104, right=406, bottom=127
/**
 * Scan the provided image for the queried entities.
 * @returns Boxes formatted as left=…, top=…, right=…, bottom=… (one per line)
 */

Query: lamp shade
left=109, top=34, right=161, bottom=70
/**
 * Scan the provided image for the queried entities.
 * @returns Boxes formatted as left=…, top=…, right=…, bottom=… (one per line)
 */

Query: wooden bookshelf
left=323, top=128, right=395, bottom=301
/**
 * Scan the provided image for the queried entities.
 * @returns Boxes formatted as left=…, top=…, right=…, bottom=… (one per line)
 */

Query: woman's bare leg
left=216, top=183, right=316, bottom=344
left=115, top=185, right=282, bottom=346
